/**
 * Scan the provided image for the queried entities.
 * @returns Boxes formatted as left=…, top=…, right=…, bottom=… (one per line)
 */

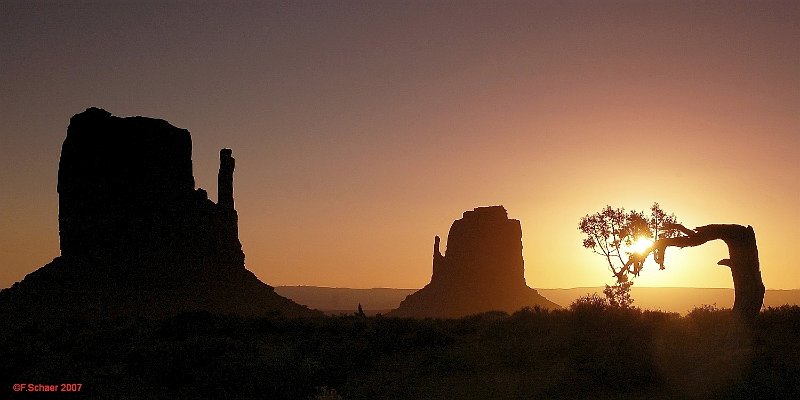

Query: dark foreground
left=2, top=303, right=799, bottom=399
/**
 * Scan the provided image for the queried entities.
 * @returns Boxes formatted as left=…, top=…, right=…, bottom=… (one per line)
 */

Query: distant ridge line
left=275, top=286, right=800, bottom=315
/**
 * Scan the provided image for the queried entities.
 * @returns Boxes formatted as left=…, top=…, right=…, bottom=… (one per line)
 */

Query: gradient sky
left=2, top=1, right=798, bottom=291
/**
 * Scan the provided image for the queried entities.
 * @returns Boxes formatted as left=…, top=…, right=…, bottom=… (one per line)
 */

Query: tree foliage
left=603, top=280, right=634, bottom=309
left=579, top=203, right=680, bottom=307
left=579, top=203, right=680, bottom=282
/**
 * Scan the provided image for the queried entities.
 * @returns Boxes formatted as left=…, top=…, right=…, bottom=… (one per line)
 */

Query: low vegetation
left=2, top=303, right=798, bottom=399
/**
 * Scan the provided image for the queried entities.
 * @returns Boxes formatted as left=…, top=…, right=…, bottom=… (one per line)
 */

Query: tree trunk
left=654, top=224, right=765, bottom=321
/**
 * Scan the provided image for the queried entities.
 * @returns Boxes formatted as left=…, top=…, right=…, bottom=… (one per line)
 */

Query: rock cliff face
left=57, top=108, right=244, bottom=266
left=391, top=206, right=560, bottom=317
left=0, top=108, right=316, bottom=320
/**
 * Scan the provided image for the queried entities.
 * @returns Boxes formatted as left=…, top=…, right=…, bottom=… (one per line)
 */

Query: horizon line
left=274, top=285, right=800, bottom=291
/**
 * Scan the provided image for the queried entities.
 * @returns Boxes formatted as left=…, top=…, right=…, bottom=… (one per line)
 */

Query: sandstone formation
left=391, top=206, right=560, bottom=318
left=0, top=107, right=317, bottom=321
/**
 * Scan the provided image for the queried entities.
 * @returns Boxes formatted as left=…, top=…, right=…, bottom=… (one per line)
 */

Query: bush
left=4, top=306, right=800, bottom=399
left=570, top=293, right=609, bottom=312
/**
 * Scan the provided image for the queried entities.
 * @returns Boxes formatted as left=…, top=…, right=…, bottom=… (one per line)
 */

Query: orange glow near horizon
left=1, top=2, right=798, bottom=294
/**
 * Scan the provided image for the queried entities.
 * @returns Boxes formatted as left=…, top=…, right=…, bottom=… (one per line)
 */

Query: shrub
left=570, top=293, right=608, bottom=312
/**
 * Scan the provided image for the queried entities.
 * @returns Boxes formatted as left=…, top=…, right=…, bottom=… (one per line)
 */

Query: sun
left=631, top=237, right=654, bottom=255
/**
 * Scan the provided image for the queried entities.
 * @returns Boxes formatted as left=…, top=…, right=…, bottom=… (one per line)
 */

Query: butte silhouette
left=0, top=108, right=317, bottom=321
left=390, top=206, right=560, bottom=317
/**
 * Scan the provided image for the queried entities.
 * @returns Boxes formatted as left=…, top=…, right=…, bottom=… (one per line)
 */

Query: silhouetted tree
left=646, top=223, right=765, bottom=321
left=581, top=204, right=767, bottom=320
left=579, top=203, right=681, bottom=307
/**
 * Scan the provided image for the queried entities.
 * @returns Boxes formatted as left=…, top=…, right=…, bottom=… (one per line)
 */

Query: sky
left=2, top=1, right=798, bottom=291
